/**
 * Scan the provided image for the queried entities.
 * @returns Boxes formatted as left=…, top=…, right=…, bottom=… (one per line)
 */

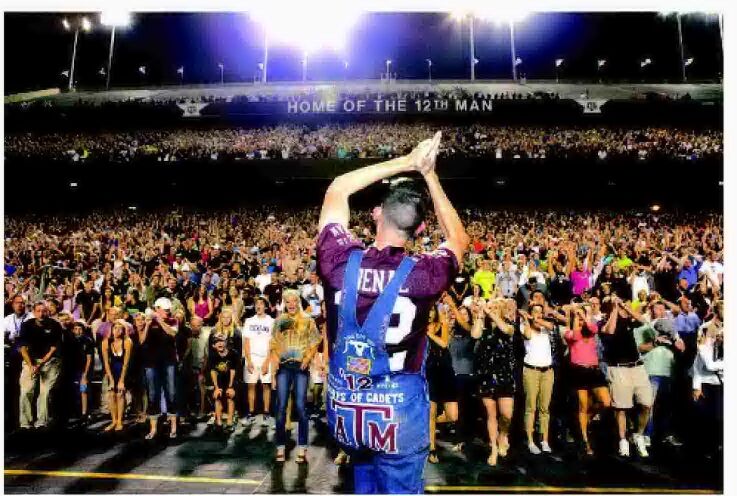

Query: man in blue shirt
left=673, top=297, right=702, bottom=338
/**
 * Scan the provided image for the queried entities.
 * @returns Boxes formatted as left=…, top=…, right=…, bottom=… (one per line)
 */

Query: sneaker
left=643, top=435, right=651, bottom=448
left=528, top=442, right=542, bottom=455
left=663, top=435, right=683, bottom=447
left=632, top=434, right=649, bottom=458
left=540, top=441, right=552, bottom=453
left=619, top=438, right=630, bottom=457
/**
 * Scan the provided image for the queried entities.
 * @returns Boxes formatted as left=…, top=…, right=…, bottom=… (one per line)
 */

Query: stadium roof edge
left=5, top=80, right=722, bottom=106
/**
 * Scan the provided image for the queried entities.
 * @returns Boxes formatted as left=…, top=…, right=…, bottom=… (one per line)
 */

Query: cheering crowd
left=4, top=204, right=723, bottom=463
left=5, top=124, right=722, bottom=163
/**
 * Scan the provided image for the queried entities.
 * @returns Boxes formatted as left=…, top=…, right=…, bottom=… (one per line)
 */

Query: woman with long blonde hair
left=270, top=289, right=321, bottom=463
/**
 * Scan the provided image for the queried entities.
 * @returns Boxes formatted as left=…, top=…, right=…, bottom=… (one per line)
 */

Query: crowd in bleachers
left=4, top=124, right=722, bottom=162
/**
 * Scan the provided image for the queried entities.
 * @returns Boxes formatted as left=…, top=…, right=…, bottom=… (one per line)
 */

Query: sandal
left=145, top=431, right=156, bottom=440
left=169, top=430, right=178, bottom=439
left=428, top=450, right=439, bottom=464
left=275, top=450, right=286, bottom=463
left=115, top=423, right=124, bottom=431
left=104, top=423, right=116, bottom=432
left=295, top=450, right=308, bottom=464
left=498, top=440, right=510, bottom=458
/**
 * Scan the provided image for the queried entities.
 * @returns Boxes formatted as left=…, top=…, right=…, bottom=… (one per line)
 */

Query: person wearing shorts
left=564, top=305, right=611, bottom=456
left=208, top=335, right=238, bottom=430
left=600, top=295, right=653, bottom=458
left=242, top=297, right=274, bottom=425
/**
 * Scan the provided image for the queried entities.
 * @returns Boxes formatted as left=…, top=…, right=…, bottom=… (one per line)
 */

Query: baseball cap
left=154, top=297, right=172, bottom=311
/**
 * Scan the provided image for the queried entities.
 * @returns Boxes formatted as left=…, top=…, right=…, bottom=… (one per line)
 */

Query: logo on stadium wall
left=176, top=102, right=209, bottom=118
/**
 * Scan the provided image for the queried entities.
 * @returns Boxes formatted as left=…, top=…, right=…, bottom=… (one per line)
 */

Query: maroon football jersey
left=317, top=223, right=458, bottom=373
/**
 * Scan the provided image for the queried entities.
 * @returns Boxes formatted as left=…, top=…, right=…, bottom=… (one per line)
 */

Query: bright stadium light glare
left=100, top=11, right=132, bottom=28
left=62, top=18, right=71, bottom=30
left=250, top=4, right=361, bottom=53
left=81, top=17, right=92, bottom=32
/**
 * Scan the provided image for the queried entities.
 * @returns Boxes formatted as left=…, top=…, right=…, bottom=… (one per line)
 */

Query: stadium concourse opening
left=4, top=68, right=723, bottom=494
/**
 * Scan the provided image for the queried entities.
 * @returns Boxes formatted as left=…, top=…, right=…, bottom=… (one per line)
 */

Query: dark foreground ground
left=4, top=415, right=722, bottom=494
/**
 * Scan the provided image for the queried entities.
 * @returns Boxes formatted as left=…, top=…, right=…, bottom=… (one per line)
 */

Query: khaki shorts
left=607, top=365, right=653, bottom=409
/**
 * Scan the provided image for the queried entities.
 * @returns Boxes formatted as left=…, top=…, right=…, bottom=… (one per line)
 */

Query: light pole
left=469, top=16, right=476, bottom=80
left=426, top=59, right=432, bottom=82
left=510, top=21, right=518, bottom=81
left=555, top=58, right=564, bottom=83
left=218, top=63, right=224, bottom=84
left=63, top=16, right=92, bottom=91
left=262, top=33, right=268, bottom=83
left=343, top=61, right=349, bottom=81
left=385, top=59, right=392, bottom=79
left=302, top=53, right=308, bottom=82
left=676, top=14, right=686, bottom=82
left=100, top=12, right=132, bottom=91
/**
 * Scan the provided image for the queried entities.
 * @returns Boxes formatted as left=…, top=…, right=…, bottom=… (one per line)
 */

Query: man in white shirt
left=242, top=297, right=275, bottom=425
left=301, top=272, right=324, bottom=319
left=698, top=251, right=724, bottom=290
left=5, top=294, right=31, bottom=343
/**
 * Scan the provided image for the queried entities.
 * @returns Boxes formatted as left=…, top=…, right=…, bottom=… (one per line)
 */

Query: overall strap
left=340, top=249, right=365, bottom=331
left=360, top=256, right=416, bottom=340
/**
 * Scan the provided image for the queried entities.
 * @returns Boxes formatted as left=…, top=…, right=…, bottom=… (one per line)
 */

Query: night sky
left=4, top=12, right=723, bottom=94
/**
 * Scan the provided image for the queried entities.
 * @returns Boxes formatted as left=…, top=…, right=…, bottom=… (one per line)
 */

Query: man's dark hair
left=380, top=178, right=428, bottom=239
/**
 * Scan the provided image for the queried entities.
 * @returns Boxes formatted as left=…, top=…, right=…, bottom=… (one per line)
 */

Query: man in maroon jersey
left=317, top=132, right=468, bottom=493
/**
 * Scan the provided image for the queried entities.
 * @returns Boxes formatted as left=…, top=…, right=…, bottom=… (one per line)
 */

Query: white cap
left=154, top=297, right=172, bottom=311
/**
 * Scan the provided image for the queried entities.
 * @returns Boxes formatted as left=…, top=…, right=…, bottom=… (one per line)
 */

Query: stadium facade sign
left=576, top=99, right=608, bottom=114
left=177, top=102, right=209, bottom=117
left=286, top=98, right=493, bottom=114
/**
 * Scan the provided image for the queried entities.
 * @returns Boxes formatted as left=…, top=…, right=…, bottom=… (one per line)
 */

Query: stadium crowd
left=4, top=203, right=723, bottom=464
left=5, top=124, right=722, bottom=162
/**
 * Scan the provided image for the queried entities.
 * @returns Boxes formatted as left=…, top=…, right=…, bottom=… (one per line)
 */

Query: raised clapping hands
left=407, top=131, right=442, bottom=177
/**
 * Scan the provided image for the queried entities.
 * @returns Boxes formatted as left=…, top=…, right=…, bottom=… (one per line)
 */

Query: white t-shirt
left=522, top=326, right=553, bottom=367
left=699, top=261, right=724, bottom=277
left=4, top=312, right=31, bottom=342
left=243, top=314, right=274, bottom=359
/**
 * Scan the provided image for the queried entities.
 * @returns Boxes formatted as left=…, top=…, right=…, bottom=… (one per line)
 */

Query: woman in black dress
left=472, top=298, right=517, bottom=466
left=426, top=304, right=453, bottom=464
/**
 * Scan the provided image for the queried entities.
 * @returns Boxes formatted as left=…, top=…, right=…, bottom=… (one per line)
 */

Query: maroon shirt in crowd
left=317, top=223, right=458, bottom=373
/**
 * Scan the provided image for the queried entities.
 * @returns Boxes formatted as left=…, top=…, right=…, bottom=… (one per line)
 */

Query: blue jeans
left=275, top=364, right=309, bottom=447
left=145, top=365, right=177, bottom=418
left=645, top=375, right=672, bottom=439
left=352, top=448, right=428, bottom=494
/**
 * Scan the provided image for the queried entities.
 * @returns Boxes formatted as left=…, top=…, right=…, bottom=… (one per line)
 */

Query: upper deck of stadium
left=5, top=80, right=723, bottom=105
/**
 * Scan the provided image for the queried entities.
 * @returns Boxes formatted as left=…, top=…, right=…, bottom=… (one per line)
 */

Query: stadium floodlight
left=426, top=58, right=432, bottom=82
left=449, top=10, right=477, bottom=80
left=218, top=62, right=224, bottom=84
left=250, top=3, right=361, bottom=82
left=555, top=58, right=564, bottom=67
left=640, top=58, right=652, bottom=68
left=62, top=16, right=94, bottom=91
left=650, top=204, right=661, bottom=212
left=685, top=57, right=694, bottom=66
left=100, top=12, right=133, bottom=90
left=555, top=58, right=564, bottom=83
